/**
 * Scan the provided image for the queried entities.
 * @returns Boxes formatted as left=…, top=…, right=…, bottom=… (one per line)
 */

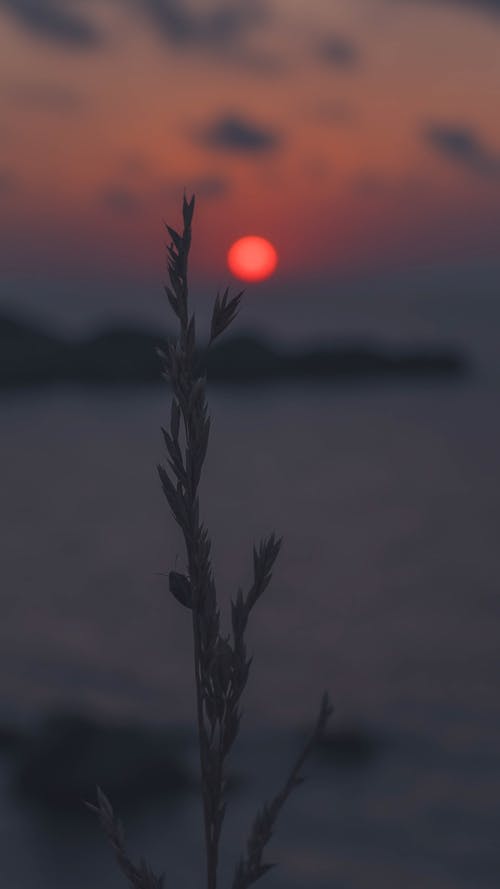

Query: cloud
left=0, top=0, right=102, bottom=47
left=405, top=0, right=500, bottom=18
left=352, top=170, right=429, bottom=196
left=0, top=0, right=269, bottom=60
left=198, top=114, right=281, bottom=154
left=317, top=35, right=360, bottom=68
left=191, top=175, right=229, bottom=199
left=425, top=123, right=500, bottom=179
left=161, top=175, right=230, bottom=202
left=101, top=186, right=143, bottom=215
left=138, top=0, right=267, bottom=48
left=456, top=0, right=500, bottom=8
left=6, top=82, right=84, bottom=113
left=434, top=0, right=500, bottom=12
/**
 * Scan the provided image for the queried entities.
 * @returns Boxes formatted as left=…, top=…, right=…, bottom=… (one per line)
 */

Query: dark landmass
left=9, top=711, right=194, bottom=812
left=2, top=711, right=248, bottom=813
left=313, top=725, right=385, bottom=768
left=3, top=710, right=385, bottom=814
left=0, top=314, right=468, bottom=388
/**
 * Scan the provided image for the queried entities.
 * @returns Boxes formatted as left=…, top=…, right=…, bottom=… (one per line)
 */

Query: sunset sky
left=0, top=0, right=499, bottom=343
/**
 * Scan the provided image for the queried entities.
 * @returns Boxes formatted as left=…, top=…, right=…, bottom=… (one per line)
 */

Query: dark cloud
left=136, top=0, right=273, bottom=70
left=317, top=35, right=360, bottom=68
left=0, top=0, right=268, bottom=59
left=6, top=82, right=84, bottom=112
left=425, top=123, right=500, bottom=179
left=0, top=0, right=102, bottom=47
left=101, top=187, right=143, bottom=215
left=198, top=114, right=281, bottom=154
left=138, top=0, right=267, bottom=48
left=419, top=0, right=500, bottom=15
left=458, top=0, right=500, bottom=8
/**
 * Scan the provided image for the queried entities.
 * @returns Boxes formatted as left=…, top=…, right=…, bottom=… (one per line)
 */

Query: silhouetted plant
left=88, top=194, right=332, bottom=889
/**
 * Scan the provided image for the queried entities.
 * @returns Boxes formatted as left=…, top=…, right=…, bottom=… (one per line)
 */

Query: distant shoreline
left=0, top=314, right=468, bottom=388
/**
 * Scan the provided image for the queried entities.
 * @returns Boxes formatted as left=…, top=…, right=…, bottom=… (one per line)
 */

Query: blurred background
left=1, top=1, right=499, bottom=887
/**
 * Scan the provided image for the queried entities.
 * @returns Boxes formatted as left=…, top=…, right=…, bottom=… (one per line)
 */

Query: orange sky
left=0, top=0, right=499, bottom=327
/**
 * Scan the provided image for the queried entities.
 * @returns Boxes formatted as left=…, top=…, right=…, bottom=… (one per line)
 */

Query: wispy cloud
left=101, top=186, right=143, bottom=215
left=425, top=122, right=500, bottom=179
left=190, top=175, right=229, bottom=199
left=0, top=0, right=268, bottom=54
left=138, top=0, right=267, bottom=48
left=316, top=35, right=360, bottom=68
left=352, top=170, right=429, bottom=196
left=0, top=0, right=102, bottom=48
left=6, top=82, right=85, bottom=113
left=198, top=114, right=282, bottom=154
left=406, top=0, right=500, bottom=19
left=455, top=0, right=500, bottom=9
left=161, top=175, right=230, bottom=202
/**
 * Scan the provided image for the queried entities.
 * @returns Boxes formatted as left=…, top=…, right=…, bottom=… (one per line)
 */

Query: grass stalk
left=88, top=194, right=333, bottom=889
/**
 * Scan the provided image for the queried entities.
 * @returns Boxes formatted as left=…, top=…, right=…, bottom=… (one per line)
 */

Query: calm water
left=1, top=375, right=499, bottom=888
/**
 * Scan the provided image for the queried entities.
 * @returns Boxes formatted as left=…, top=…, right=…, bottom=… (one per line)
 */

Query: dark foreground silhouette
left=0, top=314, right=467, bottom=387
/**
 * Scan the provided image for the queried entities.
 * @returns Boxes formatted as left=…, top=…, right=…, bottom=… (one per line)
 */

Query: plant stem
left=178, top=304, right=215, bottom=889
left=192, top=599, right=215, bottom=889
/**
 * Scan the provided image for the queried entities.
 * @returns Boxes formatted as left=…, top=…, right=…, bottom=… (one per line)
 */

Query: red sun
left=227, top=236, right=278, bottom=282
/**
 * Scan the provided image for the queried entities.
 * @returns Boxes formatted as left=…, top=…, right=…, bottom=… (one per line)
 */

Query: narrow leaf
left=166, top=225, right=182, bottom=249
left=170, top=399, right=181, bottom=440
left=183, top=193, right=195, bottom=227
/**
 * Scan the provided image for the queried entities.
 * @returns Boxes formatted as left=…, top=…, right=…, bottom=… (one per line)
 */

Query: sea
left=1, top=353, right=499, bottom=887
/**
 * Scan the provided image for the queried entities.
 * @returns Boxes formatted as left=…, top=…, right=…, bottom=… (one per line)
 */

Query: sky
left=0, top=0, right=499, bottom=344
